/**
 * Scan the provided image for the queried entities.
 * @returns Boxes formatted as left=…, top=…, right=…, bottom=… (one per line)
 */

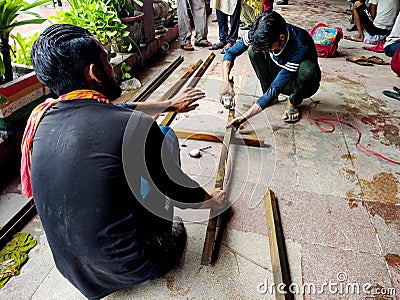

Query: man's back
left=31, top=100, right=163, bottom=299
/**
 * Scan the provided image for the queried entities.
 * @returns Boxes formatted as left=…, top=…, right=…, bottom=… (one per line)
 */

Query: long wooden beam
left=264, top=189, right=293, bottom=300
left=201, top=109, right=235, bottom=265
left=159, top=53, right=216, bottom=127
left=118, top=55, right=184, bottom=103
left=174, top=130, right=264, bottom=147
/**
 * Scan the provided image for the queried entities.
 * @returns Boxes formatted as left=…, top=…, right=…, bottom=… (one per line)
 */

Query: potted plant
left=104, top=0, right=144, bottom=53
left=0, top=0, right=50, bottom=83
left=51, top=0, right=130, bottom=47
left=105, top=0, right=143, bottom=19
left=0, top=0, right=53, bottom=141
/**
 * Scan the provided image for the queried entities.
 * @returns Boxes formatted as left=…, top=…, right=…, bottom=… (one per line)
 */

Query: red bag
left=310, top=23, right=343, bottom=58
left=391, top=46, right=400, bottom=76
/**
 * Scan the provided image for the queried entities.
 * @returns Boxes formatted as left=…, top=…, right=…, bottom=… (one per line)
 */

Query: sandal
left=180, top=43, right=194, bottom=51
left=383, top=90, right=400, bottom=101
left=346, top=56, right=373, bottom=66
left=367, top=56, right=389, bottom=65
left=283, top=107, right=301, bottom=124
left=195, top=40, right=212, bottom=47
left=209, top=42, right=226, bottom=50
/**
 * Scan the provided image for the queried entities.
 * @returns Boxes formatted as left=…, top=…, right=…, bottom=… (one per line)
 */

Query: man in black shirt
left=22, top=24, right=226, bottom=299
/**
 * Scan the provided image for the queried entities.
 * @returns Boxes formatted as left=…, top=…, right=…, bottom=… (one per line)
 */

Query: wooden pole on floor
left=264, top=189, right=293, bottom=300
left=130, top=55, right=184, bottom=102
left=201, top=108, right=235, bottom=265
left=159, top=53, right=216, bottom=127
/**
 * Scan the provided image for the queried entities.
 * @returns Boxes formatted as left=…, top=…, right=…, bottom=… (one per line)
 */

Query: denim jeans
left=248, top=47, right=321, bottom=106
left=216, top=0, right=241, bottom=45
left=384, top=42, right=400, bottom=57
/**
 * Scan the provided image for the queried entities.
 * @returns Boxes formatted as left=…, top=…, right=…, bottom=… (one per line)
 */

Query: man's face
left=97, top=51, right=122, bottom=101
left=260, top=40, right=280, bottom=53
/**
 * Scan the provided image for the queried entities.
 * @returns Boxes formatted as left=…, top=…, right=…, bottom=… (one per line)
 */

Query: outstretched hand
left=200, top=188, right=227, bottom=210
left=168, top=88, right=205, bottom=113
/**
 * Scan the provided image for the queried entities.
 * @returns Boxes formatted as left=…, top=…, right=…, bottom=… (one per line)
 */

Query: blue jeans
left=384, top=41, right=400, bottom=57
left=216, top=0, right=241, bottom=45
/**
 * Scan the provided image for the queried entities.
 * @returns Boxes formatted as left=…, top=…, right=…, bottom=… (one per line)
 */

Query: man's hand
left=227, top=116, right=245, bottom=131
left=219, top=81, right=235, bottom=104
left=168, top=88, right=205, bottom=113
left=200, top=188, right=227, bottom=210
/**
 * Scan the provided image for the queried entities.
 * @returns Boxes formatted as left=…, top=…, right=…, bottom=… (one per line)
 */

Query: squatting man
left=222, top=11, right=321, bottom=127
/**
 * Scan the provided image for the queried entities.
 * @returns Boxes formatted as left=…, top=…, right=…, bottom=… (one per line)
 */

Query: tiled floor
left=1, top=0, right=399, bottom=299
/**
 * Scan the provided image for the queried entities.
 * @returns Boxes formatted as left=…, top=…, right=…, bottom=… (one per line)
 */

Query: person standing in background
left=241, top=0, right=273, bottom=30
left=209, top=0, right=241, bottom=53
left=177, top=0, right=212, bottom=51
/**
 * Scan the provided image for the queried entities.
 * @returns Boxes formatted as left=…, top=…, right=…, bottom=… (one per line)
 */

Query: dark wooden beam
left=264, top=189, right=293, bottom=300
left=201, top=109, right=235, bottom=265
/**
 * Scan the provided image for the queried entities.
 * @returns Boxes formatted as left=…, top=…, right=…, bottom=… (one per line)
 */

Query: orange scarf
left=20, top=90, right=111, bottom=198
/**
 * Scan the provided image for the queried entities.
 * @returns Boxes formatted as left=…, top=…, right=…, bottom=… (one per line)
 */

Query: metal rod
left=159, top=53, right=216, bottom=127
left=201, top=109, right=235, bottom=265
left=264, top=189, right=293, bottom=300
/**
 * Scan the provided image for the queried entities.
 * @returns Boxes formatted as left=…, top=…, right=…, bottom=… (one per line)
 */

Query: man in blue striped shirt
left=222, top=11, right=321, bottom=125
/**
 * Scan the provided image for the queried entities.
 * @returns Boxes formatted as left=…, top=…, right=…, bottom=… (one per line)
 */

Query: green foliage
left=105, top=0, right=136, bottom=18
left=121, top=61, right=131, bottom=80
left=11, top=32, right=39, bottom=66
left=51, top=0, right=129, bottom=46
left=0, top=0, right=50, bottom=82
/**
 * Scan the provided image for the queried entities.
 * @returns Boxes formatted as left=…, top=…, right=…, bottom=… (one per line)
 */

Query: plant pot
left=119, top=11, right=145, bottom=52
left=0, top=65, right=51, bottom=141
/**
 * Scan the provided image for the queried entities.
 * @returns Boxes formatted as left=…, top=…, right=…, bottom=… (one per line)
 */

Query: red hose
left=304, top=102, right=400, bottom=165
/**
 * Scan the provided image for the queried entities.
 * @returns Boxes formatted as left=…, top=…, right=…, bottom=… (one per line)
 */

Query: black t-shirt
left=31, top=100, right=206, bottom=299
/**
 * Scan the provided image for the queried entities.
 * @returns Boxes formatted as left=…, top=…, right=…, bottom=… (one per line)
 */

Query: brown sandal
left=195, top=40, right=212, bottom=47
left=180, top=43, right=194, bottom=51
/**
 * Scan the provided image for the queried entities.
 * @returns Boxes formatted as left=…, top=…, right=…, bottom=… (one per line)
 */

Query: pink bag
left=310, top=23, right=343, bottom=58
left=391, top=47, right=400, bottom=76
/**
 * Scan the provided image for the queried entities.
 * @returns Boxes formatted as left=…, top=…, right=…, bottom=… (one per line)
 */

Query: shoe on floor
left=195, top=40, right=212, bottom=47
left=277, top=0, right=288, bottom=4
left=180, top=43, right=194, bottom=51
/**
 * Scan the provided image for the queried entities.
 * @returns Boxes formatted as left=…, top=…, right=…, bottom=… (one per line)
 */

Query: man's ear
left=84, top=63, right=103, bottom=87
left=279, top=33, right=286, bottom=41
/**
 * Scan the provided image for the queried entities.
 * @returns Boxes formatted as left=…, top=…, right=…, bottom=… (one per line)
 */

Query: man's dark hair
left=248, top=11, right=287, bottom=51
left=31, top=24, right=104, bottom=96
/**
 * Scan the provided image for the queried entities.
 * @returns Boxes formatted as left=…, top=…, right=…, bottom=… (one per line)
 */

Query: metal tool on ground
left=188, top=145, right=212, bottom=158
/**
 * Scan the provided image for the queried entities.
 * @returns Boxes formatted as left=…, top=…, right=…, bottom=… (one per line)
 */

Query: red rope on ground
left=304, top=101, right=400, bottom=165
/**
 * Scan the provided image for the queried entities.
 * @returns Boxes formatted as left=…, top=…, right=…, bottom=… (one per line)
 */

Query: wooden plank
left=174, top=130, right=264, bottom=147
left=201, top=109, right=235, bottom=265
left=264, top=189, right=293, bottom=300
left=159, top=53, right=215, bottom=127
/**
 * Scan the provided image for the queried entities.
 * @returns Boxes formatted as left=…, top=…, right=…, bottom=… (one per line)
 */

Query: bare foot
left=344, top=35, right=363, bottom=42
